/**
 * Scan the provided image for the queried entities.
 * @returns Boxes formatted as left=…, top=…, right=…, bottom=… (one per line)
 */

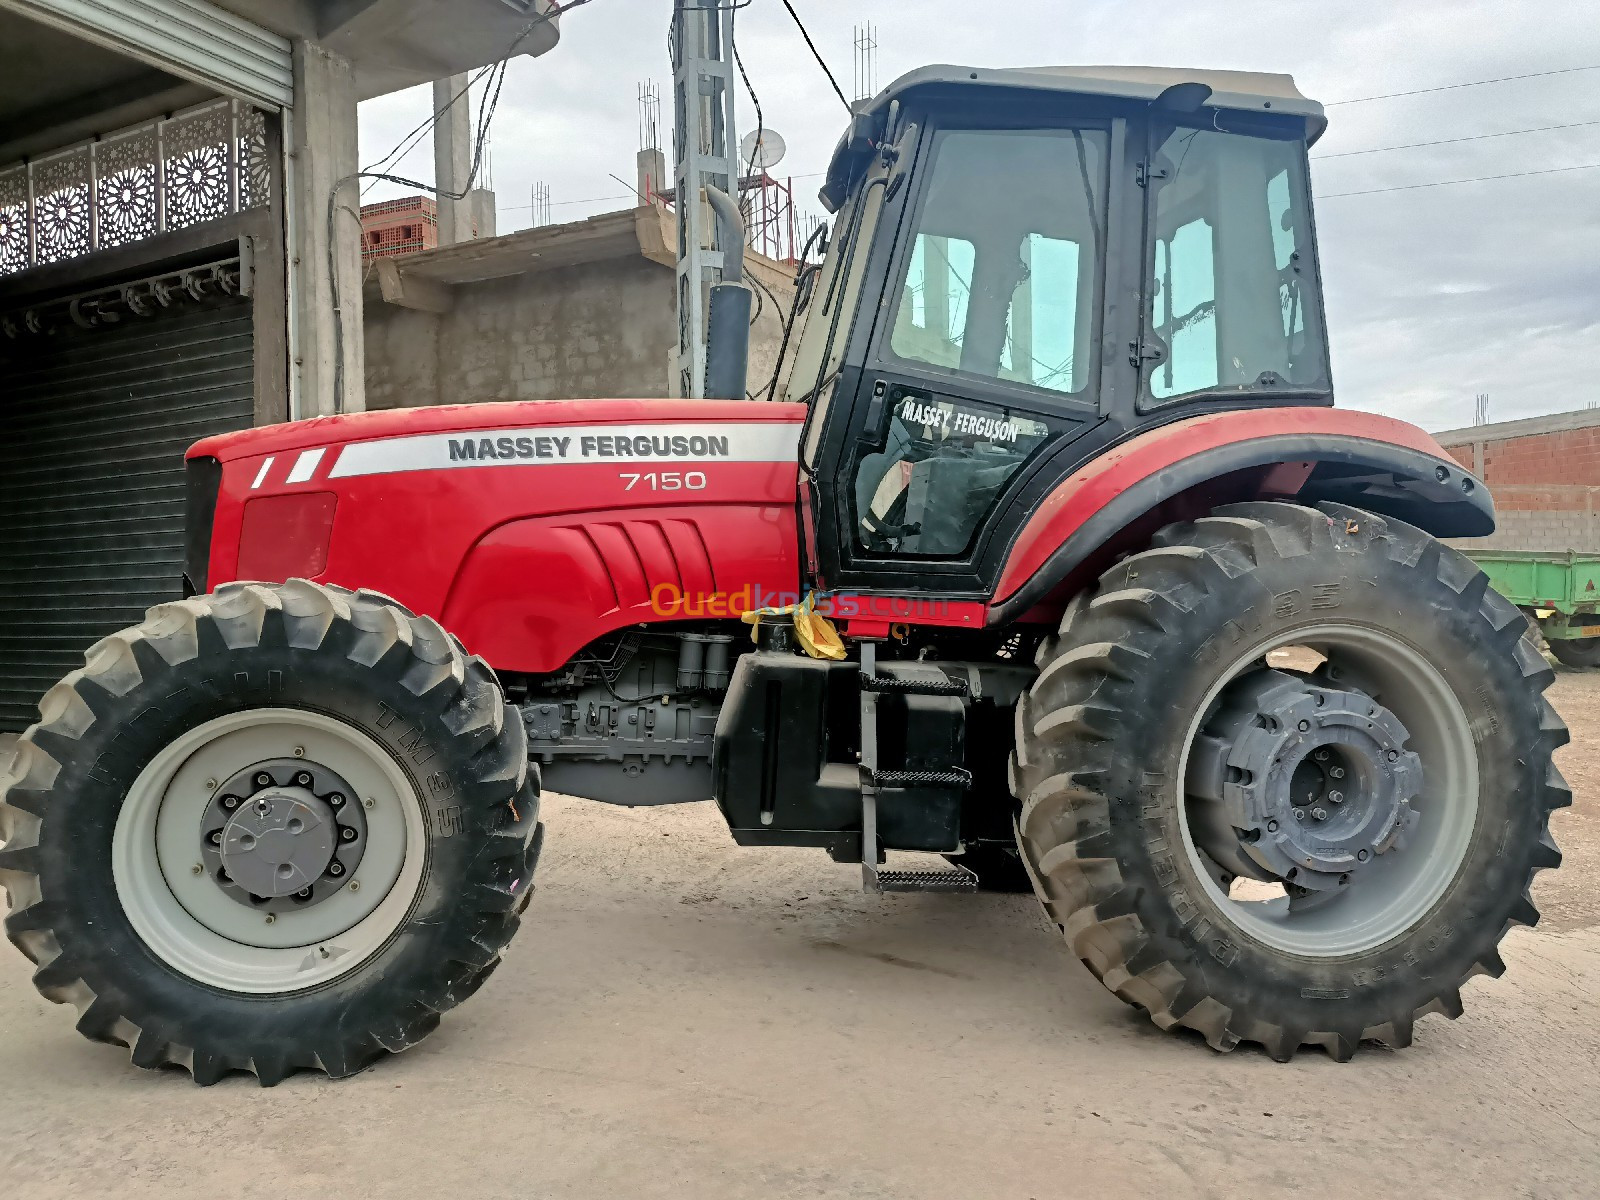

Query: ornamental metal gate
left=0, top=96, right=274, bottom=731
left=0, top=98, right=269, bottom=276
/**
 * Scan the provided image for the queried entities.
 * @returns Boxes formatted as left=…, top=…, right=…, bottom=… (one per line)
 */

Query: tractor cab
left=784, top=66, right=1332, bottom=597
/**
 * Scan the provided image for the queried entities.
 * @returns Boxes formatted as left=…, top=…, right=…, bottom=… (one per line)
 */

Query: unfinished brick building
left=1437, top=410, right=1600, bottom=551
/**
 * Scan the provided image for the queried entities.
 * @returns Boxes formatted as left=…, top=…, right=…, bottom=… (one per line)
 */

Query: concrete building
left=1437, top=409, right=1600, bottom=551
left=0, top=0, right=563, bottom=729
left=363, top=203, right=798, bottom=408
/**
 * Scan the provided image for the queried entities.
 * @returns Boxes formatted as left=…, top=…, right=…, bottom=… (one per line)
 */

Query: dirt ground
left=3, top=671, right=1600, bottom=1199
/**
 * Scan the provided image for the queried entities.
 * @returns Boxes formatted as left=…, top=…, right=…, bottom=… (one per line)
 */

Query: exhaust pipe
left=704, top=185, right=752, bottom=400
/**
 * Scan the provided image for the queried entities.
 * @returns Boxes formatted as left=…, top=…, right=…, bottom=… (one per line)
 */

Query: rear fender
left=989, top=408, right=1492, bottom=625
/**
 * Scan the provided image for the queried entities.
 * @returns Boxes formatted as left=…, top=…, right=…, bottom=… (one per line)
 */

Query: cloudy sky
left=359, top=0, right=1600, bottom=432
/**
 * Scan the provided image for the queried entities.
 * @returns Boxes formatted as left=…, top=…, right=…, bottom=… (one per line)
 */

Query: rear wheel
left=1012, top=502, right=1568, bottom=1060
left=1549, top=636, right=1600, bottom=669
left=0, top=580, right=542, bottom=1085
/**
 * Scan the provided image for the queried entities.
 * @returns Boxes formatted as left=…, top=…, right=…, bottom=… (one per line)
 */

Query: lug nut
left=1357, top=849, right=1370, bottom=862
left=293, top=746, right=306, bottom=758
left=208, top=831, right=222, bottom=845
left=1298, top=720, right=1311, bottom=732
left=297, top=887, right=312, bottom=899
left=1311, top=807, right=1328, bottom=821
left=221, top=795, right=240, bottom=810
left=1314, top=750, right=1328, bottom=762
left=1267, top=819, right=1280, bottom=833
left=1293, top=810, right=1306, bottom=821
left=265, top=913, right=276, bottom=925
left=255, top=773, right=272, bottom=788
left=294, top=772, right=312, bottom=787
left=1328, top=790, right=1343, bottom=804
left=205, top=777, right=219, bottom=791
left=1330, top=766, right=1345, bottom=779
left=192, top=863, right=204, bottom=875
left=327, top=862, right=345, bottom=877
left=329, top=793, right=345, bottom=808
left=340, top=826, right=358, bottom=842
left=349, top=880, right=361, bottom=893
left=1386, top=750, right=1399, bottom=762
left=362, top=796, right=374, bottom=810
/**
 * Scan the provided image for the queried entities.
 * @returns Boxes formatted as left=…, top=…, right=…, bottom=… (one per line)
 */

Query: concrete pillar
left=289, top=40, right=364, bottom=417
left=637, top=147, right=667, bottom=205
left=467, top=188, right=497, bottom=238
left=433, top=75, right=474, bottom=246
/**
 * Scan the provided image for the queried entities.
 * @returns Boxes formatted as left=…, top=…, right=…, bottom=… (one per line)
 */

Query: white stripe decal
left=250, top=457, right=275, bottom=490
left=286, top=448, right=326, bottom=484
left=327, top=422, right=803, bottom=480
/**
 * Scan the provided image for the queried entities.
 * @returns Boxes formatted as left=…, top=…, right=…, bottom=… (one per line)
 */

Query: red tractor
left=0, top=65, right=1567, bottom=1083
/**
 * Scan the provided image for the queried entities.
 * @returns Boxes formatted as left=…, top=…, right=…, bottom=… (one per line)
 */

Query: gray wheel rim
left=1177, top=624, right=1479, bottom=957
left=112, top=709, right=426, bottom=993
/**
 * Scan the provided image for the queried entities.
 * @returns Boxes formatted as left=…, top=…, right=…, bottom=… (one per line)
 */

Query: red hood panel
left=204, top=399, right=808, bottom=674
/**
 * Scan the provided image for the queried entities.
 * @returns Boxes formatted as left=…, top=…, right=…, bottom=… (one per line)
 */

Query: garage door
left=3, top=0, right=294, bottom=111
left=0, top=292, right=253, bottom=731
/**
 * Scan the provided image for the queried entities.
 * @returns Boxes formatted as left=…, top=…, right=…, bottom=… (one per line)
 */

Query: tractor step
left=866, top=767, right=972, bottom=789
left=860, top=672, right=969, bottom=697
left=873, top=867, right=979, bottom=894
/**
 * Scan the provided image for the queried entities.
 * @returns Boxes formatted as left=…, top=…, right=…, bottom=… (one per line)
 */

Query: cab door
left=810, top=110, right=1124, bottom=599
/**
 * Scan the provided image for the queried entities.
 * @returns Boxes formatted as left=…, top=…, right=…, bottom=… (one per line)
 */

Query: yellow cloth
left=740, top=598, right=847, bottom=661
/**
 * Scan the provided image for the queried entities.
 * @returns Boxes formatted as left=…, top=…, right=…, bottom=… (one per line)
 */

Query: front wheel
left=1012, top=502, right=1568, bottom=1060
left=0, top=581, right=542, bottom=1085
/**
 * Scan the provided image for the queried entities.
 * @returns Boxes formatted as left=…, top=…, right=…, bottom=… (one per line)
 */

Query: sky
left=357, top=0, right=1600, bottom=433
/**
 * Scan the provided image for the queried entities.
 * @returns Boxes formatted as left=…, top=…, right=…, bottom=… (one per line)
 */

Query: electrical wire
left=779, top=0, right=852, bottom=114
left=1326, top=63, right=1600, bottom=105
left=730, top=6, right=764, bottom=193
left=1319, top=161, right=1600, bottom=198
left=1315, top=118, right=1600, bottom=159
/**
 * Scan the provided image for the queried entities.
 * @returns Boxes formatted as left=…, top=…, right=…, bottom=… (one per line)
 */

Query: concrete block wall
left=365, top=257, right=677, bottom=409
left=365, top=249, right=796, bottom=410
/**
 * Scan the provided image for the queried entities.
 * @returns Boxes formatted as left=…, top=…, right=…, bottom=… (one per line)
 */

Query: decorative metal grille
left=0, top=99, right=270, bottom=278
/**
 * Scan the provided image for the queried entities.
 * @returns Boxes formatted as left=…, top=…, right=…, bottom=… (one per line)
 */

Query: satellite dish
left=741, top=128, right=787, bottom=171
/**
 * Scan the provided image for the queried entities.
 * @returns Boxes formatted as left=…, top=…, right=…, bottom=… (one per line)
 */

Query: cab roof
left=820, top=63, right=1326, bottom=211
left=867, top=63, right=1326, bottom=139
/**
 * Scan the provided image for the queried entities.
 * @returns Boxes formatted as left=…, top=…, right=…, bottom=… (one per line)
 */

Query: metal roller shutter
left=4, top=0, right=295, bottom=111
left=0, top=295, right=253, bottom=731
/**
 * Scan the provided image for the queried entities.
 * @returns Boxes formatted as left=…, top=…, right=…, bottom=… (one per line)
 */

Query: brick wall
left=1436, top=411, right=1600, bottom=551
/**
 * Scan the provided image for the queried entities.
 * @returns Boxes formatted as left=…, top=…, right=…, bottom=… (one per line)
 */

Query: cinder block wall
left=364, top=251, right=796, bottom=409
left=1436, top=411, right=1600, bottom=552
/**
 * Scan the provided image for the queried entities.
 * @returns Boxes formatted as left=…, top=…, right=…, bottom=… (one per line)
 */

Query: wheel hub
left=1187, top=670, right=1423, bottom=891
left=199, top=758, right=367, bottom=912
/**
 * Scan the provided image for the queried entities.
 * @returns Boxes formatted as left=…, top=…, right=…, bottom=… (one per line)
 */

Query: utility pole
left=1475, top=392, right=1491, bottom=426
left=670, top=0, right=739, bottom=398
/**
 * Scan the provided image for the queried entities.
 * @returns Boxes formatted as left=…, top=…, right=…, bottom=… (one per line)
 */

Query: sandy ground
left=4, top=671, right=1600, bottom=1199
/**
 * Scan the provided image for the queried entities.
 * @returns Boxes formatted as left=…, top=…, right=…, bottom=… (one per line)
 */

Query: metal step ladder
left=858, top=643, right=978, bottom=894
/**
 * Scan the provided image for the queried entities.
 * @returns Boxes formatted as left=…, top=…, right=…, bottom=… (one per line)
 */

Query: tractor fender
left=988, top=407, right=1492, bottom=625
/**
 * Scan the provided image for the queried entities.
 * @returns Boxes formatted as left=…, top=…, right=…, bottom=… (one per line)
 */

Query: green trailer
left=1469, top=549, right=1600, bottom=667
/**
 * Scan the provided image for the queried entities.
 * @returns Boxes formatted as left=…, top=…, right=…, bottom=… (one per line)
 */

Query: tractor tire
left=0, top=580, right=542, bottom=1086
left=1549, top=636, right=1600, bottom=669
left=1011, top=502, right=1568, bottom=1061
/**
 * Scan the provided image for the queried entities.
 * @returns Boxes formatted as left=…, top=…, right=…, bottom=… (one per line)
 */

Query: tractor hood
left=189, top=399, right=809, bottom=674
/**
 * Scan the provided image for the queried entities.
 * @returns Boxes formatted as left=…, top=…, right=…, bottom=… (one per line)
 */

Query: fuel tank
left=188, top=399, right=808, bottom=674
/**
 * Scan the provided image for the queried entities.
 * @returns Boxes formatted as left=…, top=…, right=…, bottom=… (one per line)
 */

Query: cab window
left=883, top=126, right=1105, bottom=398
